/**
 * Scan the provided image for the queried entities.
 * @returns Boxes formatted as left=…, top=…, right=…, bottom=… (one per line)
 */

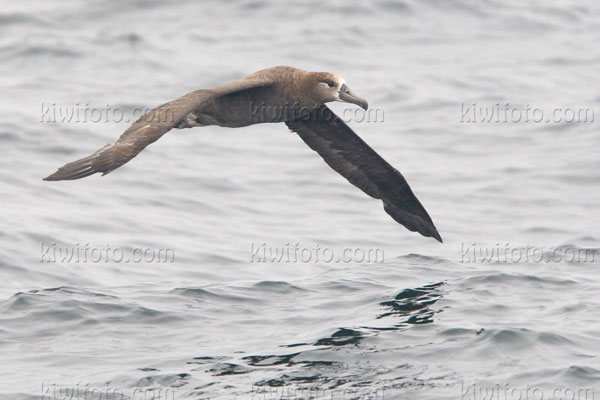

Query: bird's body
left=45, top=66, right=442, bottom=242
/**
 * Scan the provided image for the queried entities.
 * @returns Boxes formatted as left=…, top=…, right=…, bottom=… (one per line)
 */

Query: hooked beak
left=338, top=83, right=368, bottom=110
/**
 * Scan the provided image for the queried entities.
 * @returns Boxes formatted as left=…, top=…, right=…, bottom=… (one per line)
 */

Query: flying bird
left=44, top=66, right=442, bottom=242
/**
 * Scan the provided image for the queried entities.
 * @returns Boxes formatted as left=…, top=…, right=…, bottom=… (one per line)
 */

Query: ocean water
left=1, top=0, right=599, bottom=399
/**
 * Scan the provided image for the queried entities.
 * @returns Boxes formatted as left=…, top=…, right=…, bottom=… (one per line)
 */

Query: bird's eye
left=323, top=80, right=335, bottom=87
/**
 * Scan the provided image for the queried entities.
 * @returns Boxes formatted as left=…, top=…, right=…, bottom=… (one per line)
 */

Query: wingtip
left=43, top=173, right=58, bottom=181
left=382, top=202, right=443, bottom=243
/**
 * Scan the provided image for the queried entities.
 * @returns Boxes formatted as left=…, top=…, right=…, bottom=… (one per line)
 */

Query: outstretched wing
left=286, top=104, right=442, bottom=242
left=44, top=79, right=274, bottom=181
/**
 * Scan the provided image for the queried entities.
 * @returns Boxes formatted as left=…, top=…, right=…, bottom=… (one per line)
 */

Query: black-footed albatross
left=44, top=66, right=442, bottom=242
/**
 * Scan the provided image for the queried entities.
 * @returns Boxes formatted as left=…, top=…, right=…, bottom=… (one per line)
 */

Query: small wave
left=134, top=372, right=191, bottom=388
left=171, top=287, right=262, bottom=304
left=375, top=0, right=411, bottom=14
left=559, top=365, right=600, bottom=381
left=208, top=363, right=250, bottom=376
left=243, top=352, right=300, bottom=367
left=251, top=280, right=307, bottom=294
left=314, top=327, right=375, bottom=346
left=376, top=282, right=445, bottom=327
left=462, top=273, right=577, bottom=286
left=240, top=1, right=268, bottom=11
left=0, top=395, right=48, bottom=400
left=0, top=12, right=47, bottom=26
left=1, top=287, right=183, bottom=336
left=397, top=254, right=454, bottom=265
left=13, top=45, right=82, bottom=59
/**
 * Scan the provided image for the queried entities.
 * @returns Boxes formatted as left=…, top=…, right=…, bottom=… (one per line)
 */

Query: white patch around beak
left=335, top=79, right=346, bottom=101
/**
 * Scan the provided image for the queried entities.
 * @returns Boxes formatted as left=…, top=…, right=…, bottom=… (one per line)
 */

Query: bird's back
left=196, top=66, right=311, bottom=127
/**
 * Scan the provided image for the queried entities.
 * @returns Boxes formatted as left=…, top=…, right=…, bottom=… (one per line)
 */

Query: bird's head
left=308, top=72, right=369, bottom=110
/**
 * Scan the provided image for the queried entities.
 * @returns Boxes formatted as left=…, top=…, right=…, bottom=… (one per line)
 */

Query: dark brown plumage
left=44, top=66, right=442, bottom=242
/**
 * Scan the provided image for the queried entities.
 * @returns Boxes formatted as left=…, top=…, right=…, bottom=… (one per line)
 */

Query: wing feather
left=286, top=105, right=442, bottom=242
left=44, top=79, right=274, bottom=181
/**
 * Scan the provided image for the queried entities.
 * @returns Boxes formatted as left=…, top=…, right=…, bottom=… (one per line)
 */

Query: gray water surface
left=1, top=0, right=599, bottom=399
